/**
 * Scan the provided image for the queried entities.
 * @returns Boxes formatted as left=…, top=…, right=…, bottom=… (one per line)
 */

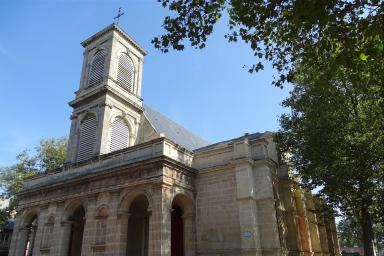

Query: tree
left=338, top=217, right=363, bottom=247
left=338, top=215, right=384, bottom=252
left=153, top=0, right=384, bottom=87
left=36, top=137, right=67, bottom=172
left=0, top=137, right=67, bottom=225
left=276, top=61, right=383, bottom=255
left=153, top=1, right=384, bottom=255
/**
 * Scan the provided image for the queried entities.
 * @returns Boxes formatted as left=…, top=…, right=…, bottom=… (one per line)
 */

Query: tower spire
left=114, top=7, right=125, bottom=25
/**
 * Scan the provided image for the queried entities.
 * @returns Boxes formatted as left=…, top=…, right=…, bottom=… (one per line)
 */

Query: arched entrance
left=171, top=204, right=184, bottom=256
left=67, top=206, right=85, bottom=256
left=126, top=195, right=149, bottom=256
left=24, top=215, right=38, bottom=256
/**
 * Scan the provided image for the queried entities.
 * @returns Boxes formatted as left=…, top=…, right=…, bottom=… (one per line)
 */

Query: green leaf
left=376, top=42, right=383, bottom=52
left=359, top=53, right=368, bottom=61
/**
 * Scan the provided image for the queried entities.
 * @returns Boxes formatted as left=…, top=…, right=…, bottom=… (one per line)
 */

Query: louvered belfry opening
left=77, top=114, right=97, bottom=162
left=117, top=53, right=134, bottom=92
left=109, top=117, right=129, bottom=152
left=88, top=50, right=106, bottom=87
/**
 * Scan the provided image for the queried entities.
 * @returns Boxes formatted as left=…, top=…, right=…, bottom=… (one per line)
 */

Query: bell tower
left=66, top=24, right=147, bottom=163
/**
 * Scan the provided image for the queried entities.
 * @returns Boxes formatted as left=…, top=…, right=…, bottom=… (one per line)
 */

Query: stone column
left=253, top=162, right=281, bottom=254
left=107, top=190, right=122, bottom=255
left=317, top=215, right=330, bottom=255
left=58, top=221, right=72, bottom=256
left=49, top=203, right=64, bottom=256
left=33, top=206, right=50, bottom=256
left=182, top=211, right=196, bottom=256
left=233, top=159, right=262, bottom=255
left=330, top=220, right=340, bottom=256
left=115, top=211, right=130, bottom=256
left=81, top=196, right=97, bottom=256
left=14, top=226, right=29, bottom=256
left=305, top=195, right=322, bottom=256
left=294, top=190, right=312, bottom=255
left=148, top=184, right=172, bottom=256
left=7, top=216, right=21, bottom=256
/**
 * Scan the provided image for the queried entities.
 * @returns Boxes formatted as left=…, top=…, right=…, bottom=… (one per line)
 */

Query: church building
left=8, top=24, right=340, bottom=256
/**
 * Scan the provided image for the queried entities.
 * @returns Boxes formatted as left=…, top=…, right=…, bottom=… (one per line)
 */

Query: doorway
left=126, top=195, right=149, bottom=256
left=68, top=206, right=85, bottom=256
left=171, top=205, right=184, bottom=256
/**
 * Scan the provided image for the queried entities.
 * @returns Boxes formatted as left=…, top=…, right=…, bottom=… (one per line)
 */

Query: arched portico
left=116, top=190, right=153, bottom=256
left=59, top=200, right=87, bottom=256
left=13, top=209, right=39, bottom=256
left=171, top=193, right=195, bottom=256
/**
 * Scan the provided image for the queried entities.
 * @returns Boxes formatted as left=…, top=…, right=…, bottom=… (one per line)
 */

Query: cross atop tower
left=114, top=7, right=125, bottom=25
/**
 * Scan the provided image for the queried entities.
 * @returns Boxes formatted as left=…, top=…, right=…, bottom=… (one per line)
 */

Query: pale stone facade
left=8, top=24, right=340, bottom=256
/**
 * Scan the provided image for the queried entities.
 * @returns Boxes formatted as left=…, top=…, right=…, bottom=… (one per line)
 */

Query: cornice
left=69, top=84, right=143, bottom=113
left=81, top=23, right=147, bottom=56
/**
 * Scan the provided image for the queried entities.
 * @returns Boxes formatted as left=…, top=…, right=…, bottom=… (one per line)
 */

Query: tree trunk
left=361, top=204, right=376, bottom=256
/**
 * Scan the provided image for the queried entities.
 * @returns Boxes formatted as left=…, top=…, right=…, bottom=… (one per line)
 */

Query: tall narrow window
left=109, top=117, right=129, bottom=152
left=77, top=114, right=97, bottom=162
left=117, top=54, right=134, bottom=92
left=88, top=50, right=106, bottom=87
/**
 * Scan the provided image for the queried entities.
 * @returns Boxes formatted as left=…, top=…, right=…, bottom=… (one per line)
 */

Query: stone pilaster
left=106, top=190, right=121, bottom=255
left=7, top=215, right=21, bottom=256
left=57, top=221, right=72, bottom=256
left=13, top=226, right=29, bottom=256
left=317, top=214, right=330, bottom=255
left=81, top=196, right=97, bottom=256
left=115, top=211, right=130, bottom=256
left=183, top=211, right=196, bottom=256
left=33, top=206, right=49, bottom=256
left=305, top=195, right=322, bottom=256
left=149, top=184, right=172, bottom=256
left=233, top=159, right=262, bottom=255
left=294, top=189, right=312, bottom=255
left=254, top=162, right=281, bottom=254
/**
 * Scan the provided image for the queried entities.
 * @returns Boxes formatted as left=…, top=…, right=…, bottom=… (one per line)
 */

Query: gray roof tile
left=143, top=104, right=210, bottom=151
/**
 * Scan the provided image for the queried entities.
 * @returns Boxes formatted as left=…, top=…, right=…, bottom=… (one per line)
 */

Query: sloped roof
left=143, top=104, right=210, bottom=151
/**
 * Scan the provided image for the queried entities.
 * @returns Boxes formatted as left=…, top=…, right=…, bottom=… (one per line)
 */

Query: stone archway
left=171, top=193, right=195, bottom=256
left=171, top=204, right=184, bottom=256
left=24, top=215, right=38, bottom=256
left=13, top=209, right=39, bottom=256
left=126, top=194, right=150, bottom=256
left=67, top=205, right=86, bottom=256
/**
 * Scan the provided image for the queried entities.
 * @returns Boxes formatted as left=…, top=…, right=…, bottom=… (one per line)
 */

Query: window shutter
left=88, top=51, right=106, bottom=87
left=117, top=54, right=134, bottom=92
left=77, top=115, right=97, bottom=161
left=109, top=118, right=129, bottom=152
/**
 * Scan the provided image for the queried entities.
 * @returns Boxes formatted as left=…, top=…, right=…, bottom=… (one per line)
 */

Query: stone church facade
left=8, top=24, right=340, bottom=256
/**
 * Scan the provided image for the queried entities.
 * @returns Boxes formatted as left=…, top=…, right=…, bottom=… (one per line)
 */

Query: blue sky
left=0, top=0, right=290, bottom=167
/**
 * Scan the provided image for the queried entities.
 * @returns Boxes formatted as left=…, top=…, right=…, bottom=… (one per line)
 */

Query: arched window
left=117, top=53, right=134, bottom=92
left=88, top=50, right=106, bottom=87
left=109, top=117, right=129, bottom=152
left=77, top=114, right=97, bottom=162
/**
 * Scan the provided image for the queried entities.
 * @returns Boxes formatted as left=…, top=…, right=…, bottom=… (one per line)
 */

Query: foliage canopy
left=153, top=0, right=384, bottom=87
left=0, top=137, right=67, bottom=225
